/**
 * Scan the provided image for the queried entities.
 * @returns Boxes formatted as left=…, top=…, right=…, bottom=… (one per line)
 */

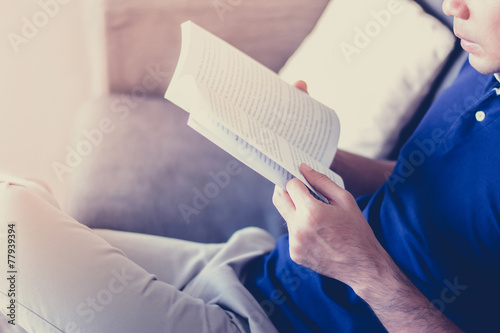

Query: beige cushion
left=279, top=0, right=456, bottom=158
left=105, top=0, right=329, bottom=96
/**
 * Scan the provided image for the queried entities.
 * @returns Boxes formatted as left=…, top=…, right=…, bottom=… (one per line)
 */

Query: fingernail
left=302, top=163, right=313, bottom=171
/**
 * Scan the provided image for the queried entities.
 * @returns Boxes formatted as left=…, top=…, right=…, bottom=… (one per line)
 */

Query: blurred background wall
left=0, top=0, right=106, bottom=205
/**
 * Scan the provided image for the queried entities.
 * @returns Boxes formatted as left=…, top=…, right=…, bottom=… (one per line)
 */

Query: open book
left=165, top=21, right=344, bottom=202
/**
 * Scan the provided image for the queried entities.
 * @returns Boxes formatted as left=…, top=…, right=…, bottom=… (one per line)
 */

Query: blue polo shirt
left=245, top=60, right=500, bottom=332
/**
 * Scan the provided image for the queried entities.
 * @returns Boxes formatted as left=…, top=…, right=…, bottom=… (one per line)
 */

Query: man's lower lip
left=460, top=39, right=478, bottom=52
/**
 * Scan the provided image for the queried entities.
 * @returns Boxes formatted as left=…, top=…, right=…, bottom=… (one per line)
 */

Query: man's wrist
left=348, top=252, right=461, bottom=332
left=349, top=251, right=400, bottom=301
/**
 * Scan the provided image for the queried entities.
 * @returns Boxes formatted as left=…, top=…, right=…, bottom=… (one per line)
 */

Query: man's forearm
left=351, top=252, right=462, bottom=333
left=331, top=149, right=396, bottom=197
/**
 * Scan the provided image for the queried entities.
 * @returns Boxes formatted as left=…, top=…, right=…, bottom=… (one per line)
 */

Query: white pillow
left=279, top=0, right=455, bottom=158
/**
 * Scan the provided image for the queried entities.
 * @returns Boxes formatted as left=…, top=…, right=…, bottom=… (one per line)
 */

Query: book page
left=190, top=87, right=344, bottom=196
left=187, top=116, right=294, bottom=189
left=188, top=114, right=341, bottom=202
left=165, top=21, right=340, bottom=168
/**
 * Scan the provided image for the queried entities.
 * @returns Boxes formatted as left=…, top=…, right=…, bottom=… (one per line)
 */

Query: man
left=1, top=0, right=498, bottom=332
left=249, top=0, right=499, bottom=331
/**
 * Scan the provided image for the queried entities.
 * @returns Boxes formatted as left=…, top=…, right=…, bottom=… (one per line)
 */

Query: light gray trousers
left=0, top=176, right=278, bottom=333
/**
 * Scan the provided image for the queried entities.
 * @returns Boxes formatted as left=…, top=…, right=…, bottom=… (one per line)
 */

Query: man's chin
left=468, top=54, right=500, bottom=75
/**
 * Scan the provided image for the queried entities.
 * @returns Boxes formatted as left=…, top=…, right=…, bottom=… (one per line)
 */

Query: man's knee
left=0, top=176, right=60, bottom=211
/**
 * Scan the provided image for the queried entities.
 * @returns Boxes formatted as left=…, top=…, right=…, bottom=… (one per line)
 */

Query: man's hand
left=273, top=163, right=390, bottom=289
left=273, top=163, right=462, bottom=332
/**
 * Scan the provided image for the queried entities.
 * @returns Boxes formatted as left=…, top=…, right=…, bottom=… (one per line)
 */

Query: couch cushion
left=66, top=96, right=287, bottom=242
left=279, top=0, right=456, bottom=158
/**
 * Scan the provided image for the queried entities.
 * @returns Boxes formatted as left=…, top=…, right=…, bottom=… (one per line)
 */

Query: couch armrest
left=104, top=0, right=329, bottom=96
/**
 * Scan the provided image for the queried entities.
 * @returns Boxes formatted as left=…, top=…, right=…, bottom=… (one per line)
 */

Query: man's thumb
left=294, top=80, right=309, bottom=94
left=300, top=163, right=344, bottom=204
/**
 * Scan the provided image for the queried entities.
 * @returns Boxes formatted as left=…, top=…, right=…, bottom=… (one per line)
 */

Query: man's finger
left=293, top=80, right=309, bottom=94
left=285, top=177, right=316, bottom=207
left=273, top=185, right=296, bottom=220
left=299, top=164, right=349, bottom=205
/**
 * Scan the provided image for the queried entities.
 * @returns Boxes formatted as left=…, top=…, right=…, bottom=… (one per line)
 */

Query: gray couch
left=66, top=0, right=467, bottom=243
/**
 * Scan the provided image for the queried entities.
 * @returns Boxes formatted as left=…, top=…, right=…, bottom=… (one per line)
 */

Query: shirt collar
left=493, top=74, right=500, bottom=96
